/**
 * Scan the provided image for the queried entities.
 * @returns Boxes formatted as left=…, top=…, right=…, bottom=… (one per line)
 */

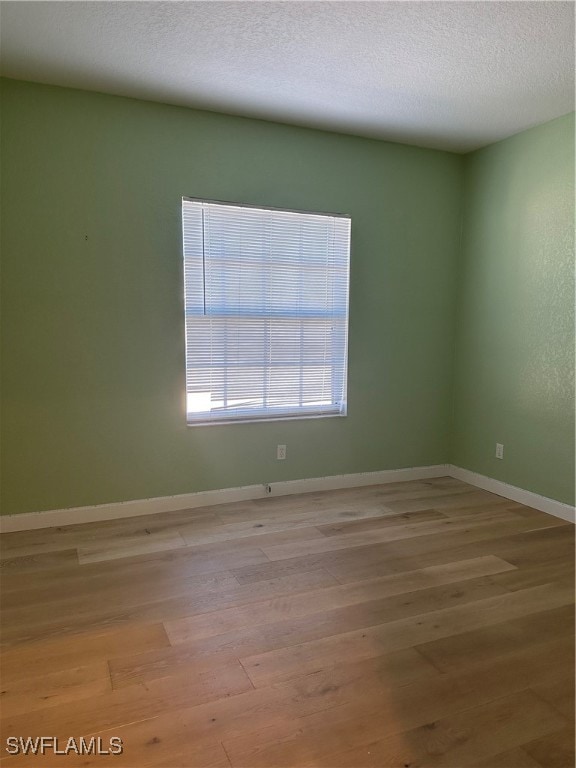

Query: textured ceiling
left=1, top=1, right=574, bottom=152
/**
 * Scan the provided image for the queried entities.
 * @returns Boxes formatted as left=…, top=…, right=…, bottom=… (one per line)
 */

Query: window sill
left=186, top=412, right=347, bottom=427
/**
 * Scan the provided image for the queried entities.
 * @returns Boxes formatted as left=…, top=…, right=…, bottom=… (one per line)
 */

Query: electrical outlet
left=495, top=443, right=504, bottom=459
left=277, top=444, right=286, bottom=460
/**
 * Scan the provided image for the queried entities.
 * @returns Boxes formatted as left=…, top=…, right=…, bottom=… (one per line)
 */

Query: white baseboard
left=2, top=463, right=572, bottom=533
left=0, top=464, right=450, bottom=533
left=449, top=465, right=575, bottom=524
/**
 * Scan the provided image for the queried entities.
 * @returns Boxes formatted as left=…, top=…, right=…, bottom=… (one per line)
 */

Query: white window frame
left=182, top=197, right=351, bottom=426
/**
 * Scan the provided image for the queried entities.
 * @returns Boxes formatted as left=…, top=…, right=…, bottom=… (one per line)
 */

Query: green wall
left=1, top=79, right=463, bottom=515
left=2, top=79, right=573, bottom=517
left=452, top=114, right=575, bottom=505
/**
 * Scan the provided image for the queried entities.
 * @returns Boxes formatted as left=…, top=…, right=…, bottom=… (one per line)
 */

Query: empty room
left=0, top=1, right=574, bottom=767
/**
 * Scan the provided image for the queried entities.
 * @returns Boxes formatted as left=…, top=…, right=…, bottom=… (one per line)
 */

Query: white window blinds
left=182, top=198, right=351, bottom=425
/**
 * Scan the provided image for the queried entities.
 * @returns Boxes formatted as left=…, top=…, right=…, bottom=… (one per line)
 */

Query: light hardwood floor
left=0, top=477, right=574, bottom=767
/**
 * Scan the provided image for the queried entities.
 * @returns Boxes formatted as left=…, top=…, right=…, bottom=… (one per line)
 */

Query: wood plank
left=165, top=555, right=516, bottom=644
left=4, top=624, right=573, bottom=766
left=211, top=482, right=474, bottom=524
left=302, top=690, right=567, bottom=768
left=109, top=576, right=508, bottom=689
left=490, top=559, right=574, bottom=591
left=473, top=748, right=542, bottom=768
left=0, top=550, right=79, bottom=578
left=0, top=544, right=268, bottom=595
left=239, top=583, right=574, bottom=687
left=77, top=530, right=188, bottom=564
left=0, top=623, right=170, bottom=682
left=1, top=568, right=338, bottom=647
left=0, top=568, right=239, bottom=613
left=0, top=516, right=195, bottom=560
left=0, top=662, right=111, bottom=718
left=0, top=509, right=218, bottom=553
left=76, top=648, right=439, bottom=768
left=0, top=661, right=254, bottom=743
left=321, top=521, right=574, bottom=584
left=530, top=675, right=575, bottom=722
left=523, top=728, right=576, bottom=768
left=178, top=517, right=328, bottom=548
left=416, top=604, right=575, bottom=672
left=229, top=519, right=573, bottom=588
left=174, top=523, right=338, bottom=556
left=260, top=510, right=565, bottom=561
left=316, top=508, right=447, bottom=536
left=221, top=636, right=574, bottom=768
left=381, top=488, right=512, bottom=513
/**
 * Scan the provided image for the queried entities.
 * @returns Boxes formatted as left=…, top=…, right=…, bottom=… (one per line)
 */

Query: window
left=182, top=198, right=351, bottom=425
